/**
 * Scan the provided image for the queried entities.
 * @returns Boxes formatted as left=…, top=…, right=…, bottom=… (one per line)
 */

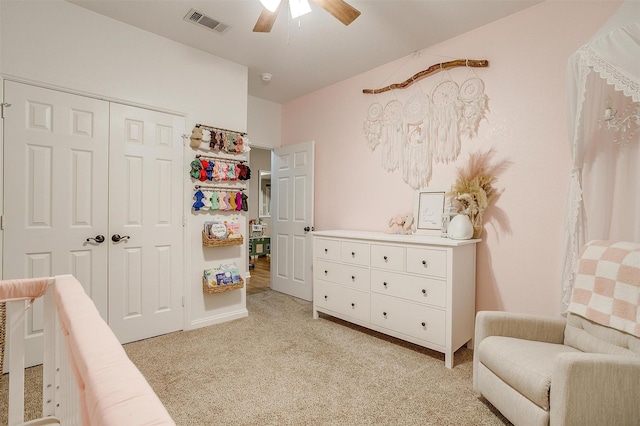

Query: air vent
left=184, top=8, right=231, bottom=35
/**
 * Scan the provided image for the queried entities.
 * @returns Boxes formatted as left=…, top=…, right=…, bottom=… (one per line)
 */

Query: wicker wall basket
left=202, top=231, right=243, bottom=247
left=203, top=277, right=244, bottom=294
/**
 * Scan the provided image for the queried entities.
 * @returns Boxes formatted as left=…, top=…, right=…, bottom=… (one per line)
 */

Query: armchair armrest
left=473, top=311, right=566, bottom=392
left=551, top=353, right=640, bottom=426
left=474, top=311, right=566, bottom=345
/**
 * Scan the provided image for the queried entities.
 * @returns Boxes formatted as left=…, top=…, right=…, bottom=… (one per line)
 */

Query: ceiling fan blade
left=253, top=6, right=279, bottom=32
left=312, top=0, right=361, bottom=26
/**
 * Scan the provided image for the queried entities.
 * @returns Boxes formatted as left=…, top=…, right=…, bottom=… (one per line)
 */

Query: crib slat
left=45, top=278, right=78, bottom=425
left=7, top=299, right=26, bottom=425
left=53, top=294, right=80, bottom=426
left=42, top=284, right=57, bottom=418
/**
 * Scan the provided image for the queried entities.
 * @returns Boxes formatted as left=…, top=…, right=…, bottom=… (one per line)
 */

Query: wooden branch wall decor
left=363, top=59, right=489, bottom=94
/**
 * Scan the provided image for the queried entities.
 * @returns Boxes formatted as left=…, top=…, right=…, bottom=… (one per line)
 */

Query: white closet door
left=3, top=81, right=109, bottom=367
left=3, top=83, right=186, bottom=367
left=108, top=103, right=184, bottom=344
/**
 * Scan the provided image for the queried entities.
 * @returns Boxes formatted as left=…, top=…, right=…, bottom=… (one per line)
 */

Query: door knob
left=304, top=226, right=314, bottom=232
left=86, top=235, right=105, bottom=244
left=111, top=234, right=130, bottom=243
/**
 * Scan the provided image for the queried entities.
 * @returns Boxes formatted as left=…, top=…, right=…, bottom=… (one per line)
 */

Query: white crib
left=2, top=275, right=175, bottom=426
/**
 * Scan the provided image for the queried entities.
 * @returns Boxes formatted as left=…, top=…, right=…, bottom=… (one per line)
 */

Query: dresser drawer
left=406, top=247, right=447, bottom=278
left=315, top=238, right=341, bottom=261
left=315, top=260, right=370, bottom=291
left=314, top=280, right=370, bottom=323
left=341, top=241, right=370, bottom=266
left=370, top=244, right=404, bottom=271
left=371, top=293, right=446, bottom=346
left=370, top=270, right=446, bottom=308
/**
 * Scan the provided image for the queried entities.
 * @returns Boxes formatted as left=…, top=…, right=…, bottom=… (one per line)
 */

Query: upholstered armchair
left=473, top=241, right=640, bottom=426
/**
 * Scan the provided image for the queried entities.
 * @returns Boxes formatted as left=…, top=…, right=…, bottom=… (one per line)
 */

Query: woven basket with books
left=202, top=277, right=244, bottom=294
left=201, top=231, right=243, bottom=247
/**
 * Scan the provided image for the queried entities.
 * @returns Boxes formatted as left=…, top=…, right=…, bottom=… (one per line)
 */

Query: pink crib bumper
left=53, top=274, right=176, bottom=426
left=0, top=277, right=49, bottom=303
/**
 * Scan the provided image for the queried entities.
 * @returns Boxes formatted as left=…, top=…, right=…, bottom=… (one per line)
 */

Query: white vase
left=447, top=214, right=474, bottom=240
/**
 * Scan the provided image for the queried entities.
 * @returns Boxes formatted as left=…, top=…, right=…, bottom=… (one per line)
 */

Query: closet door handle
left=86, top=235, right=105, bottom=244
left=111, top=234, right=130, bottom=243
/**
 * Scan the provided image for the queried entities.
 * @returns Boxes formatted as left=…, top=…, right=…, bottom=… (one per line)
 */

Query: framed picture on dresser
left=413, top=187, right=447, bottom=235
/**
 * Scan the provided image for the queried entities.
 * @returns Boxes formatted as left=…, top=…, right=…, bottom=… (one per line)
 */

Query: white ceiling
left=68, top=0, right=540, bottom=104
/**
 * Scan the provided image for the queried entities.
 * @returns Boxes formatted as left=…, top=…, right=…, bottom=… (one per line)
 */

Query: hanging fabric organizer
left=190, top=154, right=252, bottom=182
left=188, top=122, right=251, bottom=213
left=363, top=59, right=490, bottom=190
left=192, top=184, right=248, bottom=213
left=190, top=123, right=250, bottom=155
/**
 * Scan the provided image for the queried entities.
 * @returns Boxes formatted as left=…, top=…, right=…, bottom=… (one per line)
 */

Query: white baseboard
left=188, top=309, right=249, bottom=330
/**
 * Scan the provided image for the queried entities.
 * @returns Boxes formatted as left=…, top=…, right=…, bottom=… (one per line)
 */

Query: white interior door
left=108, top=103, right=184, bottom=344
left=2, top=81, right=109, bottom=367
left=270, top=141, right=314, bottom=300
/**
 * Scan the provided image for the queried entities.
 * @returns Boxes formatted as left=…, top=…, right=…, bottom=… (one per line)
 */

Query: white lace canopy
left=561, top=0, right=640, bottom=311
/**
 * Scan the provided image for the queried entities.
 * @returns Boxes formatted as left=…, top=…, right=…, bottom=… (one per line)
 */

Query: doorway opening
left=247, top=147, right=272, bottom=295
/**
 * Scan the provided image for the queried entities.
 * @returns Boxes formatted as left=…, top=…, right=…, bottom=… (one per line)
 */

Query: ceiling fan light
left=260, top=0, right=282, bottom=13
left=289, top=0, right=312, bottom=19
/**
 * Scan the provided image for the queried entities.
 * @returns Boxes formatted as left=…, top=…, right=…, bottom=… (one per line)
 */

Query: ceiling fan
left=253, top=0, right=361, bottom=33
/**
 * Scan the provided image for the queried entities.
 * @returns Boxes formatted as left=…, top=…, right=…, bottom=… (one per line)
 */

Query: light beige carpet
left=2, top=290, right=510, bottom=425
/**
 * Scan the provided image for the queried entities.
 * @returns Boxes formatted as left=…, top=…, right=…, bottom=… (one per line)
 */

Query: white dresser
left=312, top=230, right=479, bottom=368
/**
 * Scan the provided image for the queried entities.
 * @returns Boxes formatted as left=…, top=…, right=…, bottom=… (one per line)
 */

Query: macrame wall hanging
left=363, top=59, right=489, bottom=190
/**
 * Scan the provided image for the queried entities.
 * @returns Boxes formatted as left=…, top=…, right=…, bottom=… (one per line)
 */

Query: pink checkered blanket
left=568, top=240, right=640, bottom=338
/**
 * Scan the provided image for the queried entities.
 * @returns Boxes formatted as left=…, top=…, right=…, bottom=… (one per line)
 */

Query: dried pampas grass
left=448, top=149, right=510, bottom=238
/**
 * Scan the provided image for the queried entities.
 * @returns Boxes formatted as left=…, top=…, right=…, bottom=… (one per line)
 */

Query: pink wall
left=282, top=1, right=622, bottom=317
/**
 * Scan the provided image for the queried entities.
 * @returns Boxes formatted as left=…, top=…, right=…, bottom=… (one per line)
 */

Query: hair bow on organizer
left=192, top=190, right=205, bottom=211
left=190, top=159, right=201, bottom=179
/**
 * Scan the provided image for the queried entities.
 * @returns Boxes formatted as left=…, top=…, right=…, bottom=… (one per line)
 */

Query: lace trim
left=583, top=46, right=640, bottom=103
left=560, top=169, right=585, bottom=312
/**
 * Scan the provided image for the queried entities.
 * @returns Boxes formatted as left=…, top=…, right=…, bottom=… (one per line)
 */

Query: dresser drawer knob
left=383, top=282, right=388, bottom=287
left=324, top=248, right=328, bottom=254
left=351, top=251, right=355, bottom=257
left=383, top=312, right=387, bottom=317
left=421, top=322, right=426, bottom=327
left=383, top=256, right=388, bottom=261
left=324, top=270, right=328, bottom=275
left=422, top=289, right=427, bottom=295
left=324, top=295, right=328, bottom=300
left=351, top=303, right=355, bottom=307
left=351, top=275, right=355, bottom=281
left=422, top=260, right=427, bottom=266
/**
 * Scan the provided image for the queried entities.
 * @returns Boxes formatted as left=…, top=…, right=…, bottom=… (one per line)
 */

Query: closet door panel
left=3, top=81, right=109, bottom=369
left=108, top=103, right=184, bottom=344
